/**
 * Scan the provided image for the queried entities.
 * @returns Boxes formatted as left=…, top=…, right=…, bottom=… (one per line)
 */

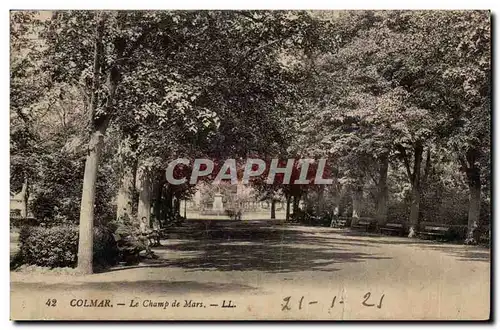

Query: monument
left=212, top=192, right=224, bottom=213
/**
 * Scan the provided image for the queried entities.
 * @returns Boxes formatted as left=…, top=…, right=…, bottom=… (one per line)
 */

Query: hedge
left=17, top=225, right=118, bottom=269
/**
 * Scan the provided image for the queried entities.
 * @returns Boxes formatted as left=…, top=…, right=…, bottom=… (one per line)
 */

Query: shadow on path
left=104, top=223, right=391, bottom=273
left=334, top=230, right=490, bottom=262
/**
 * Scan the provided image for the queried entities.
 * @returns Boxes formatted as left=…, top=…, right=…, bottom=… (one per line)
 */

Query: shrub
left=93, top=225, right=120, bottom=267
left=10, top=216, right=43, bottom=228
left=19, top=225, right=78, bottom=268
left=17, top=224, right=118, bottom=269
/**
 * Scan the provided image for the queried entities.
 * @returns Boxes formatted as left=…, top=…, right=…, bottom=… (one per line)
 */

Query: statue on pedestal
left=212, top=193, right=224, bottom=212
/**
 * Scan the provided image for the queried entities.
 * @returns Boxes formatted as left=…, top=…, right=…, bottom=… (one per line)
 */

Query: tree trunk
left=77, top=127, right=105, bottom=274
left=152, top=171, right=164, bottom=231
left=173, top=197, right=181, bottom=217
left=465, top=167, right=481, bottom=244
left=329, top=180, right=341, bottom=227
left=408, top=185, right=421, bottom=237
left=285, top=196, right=291, bottom=222
left=408, top=143, right=423, bottom=237
left=375, top=154, right=389, bottom=227
left=270, top=199, right=276, bottom=219
left=162, top=186, right=173, bottom=224
left=116, top=149, right=137, bottom=224
left=292, top=195, right=300, bottom=215
left=351, top=186, right=363, bottom=227
left=317, top=186, right=325, bottom=215
left=137, top=166, right=152, bottom=233
left=77, top=13, right=106, bottom=274
left=19, top=176, right=29, bottom=218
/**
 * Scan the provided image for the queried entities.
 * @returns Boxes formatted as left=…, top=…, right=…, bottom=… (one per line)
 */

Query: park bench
left=380, top=223, right=405, bottom=236
left=330, top=216, right=351, bottom=228
left=417, top=223, right=467, bottom=241
left=417, top=223, right=450, bottom=241
left=146, top=230, right=161, bottom=247
left=351, top=217, right=377, bottom=232
left=113, top=233, right=144, bottom=265
left=339, top=216, right=352, bottom=227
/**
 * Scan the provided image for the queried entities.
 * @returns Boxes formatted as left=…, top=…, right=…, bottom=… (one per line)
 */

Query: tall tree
left=76, top=12, right=108, bottom=273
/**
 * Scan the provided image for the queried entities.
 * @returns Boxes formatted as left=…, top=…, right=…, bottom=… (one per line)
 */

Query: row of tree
left=10, top=10, right=490, bottom=274
left=289, top=11, right=490, bottom=239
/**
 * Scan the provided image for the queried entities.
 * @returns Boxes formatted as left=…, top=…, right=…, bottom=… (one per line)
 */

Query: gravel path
left=11, top=225, right=490, bottom=320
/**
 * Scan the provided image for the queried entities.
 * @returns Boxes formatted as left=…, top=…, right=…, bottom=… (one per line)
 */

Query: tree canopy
left=10, top=10, right=491, bottom=273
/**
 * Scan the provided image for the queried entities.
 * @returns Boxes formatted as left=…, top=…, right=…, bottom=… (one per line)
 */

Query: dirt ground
left=10, top=224, right=490, bottom=320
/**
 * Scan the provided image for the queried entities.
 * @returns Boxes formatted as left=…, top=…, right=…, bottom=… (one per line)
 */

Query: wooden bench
left=112, top=233, right=143, bottom=264
left=417, top=223, right=467, bottom=241
left=146, top=230, right=161, bottom=247
left=330, top=216, right=351, bottom=228
left=351, top=217, right=376, bottom=232
left=157, top=228, right=166, bottom=238
left=417, top=223, right=451, bottom=240
left=380, top=223, right=405, bottom=236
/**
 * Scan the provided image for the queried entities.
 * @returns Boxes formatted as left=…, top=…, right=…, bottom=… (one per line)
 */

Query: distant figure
left=330, top=212, right=339, bottom=228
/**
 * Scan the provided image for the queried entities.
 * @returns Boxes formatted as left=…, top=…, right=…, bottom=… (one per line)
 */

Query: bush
left=18, top=225, right=78, bottom=268
left=17, top=224, right=118, bottom=269
left=93, top=225, right=120, bottom=267
left=10, top=216, right=43, bottom=228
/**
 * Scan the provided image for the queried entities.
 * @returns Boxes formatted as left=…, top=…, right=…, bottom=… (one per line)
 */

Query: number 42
left=45, top=298, right=57, bottom=307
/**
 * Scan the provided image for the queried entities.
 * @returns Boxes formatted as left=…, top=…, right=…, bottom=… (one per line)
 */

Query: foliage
left=10, top=10, right=491, bottom=248
left=16, top=225, right=118, bottom=269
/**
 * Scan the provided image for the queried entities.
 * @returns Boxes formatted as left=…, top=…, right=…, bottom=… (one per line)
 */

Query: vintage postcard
left=9, top=10, right=490, bottom=321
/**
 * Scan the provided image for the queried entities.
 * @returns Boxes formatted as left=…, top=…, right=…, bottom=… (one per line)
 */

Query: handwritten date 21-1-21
left=281, top=292, right=385, bottom=311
